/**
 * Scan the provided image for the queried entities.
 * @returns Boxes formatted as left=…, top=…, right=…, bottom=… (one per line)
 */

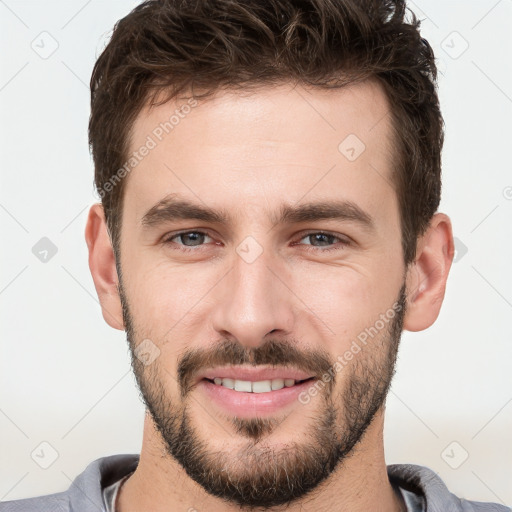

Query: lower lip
left=198, top=379, right=316, bottom=417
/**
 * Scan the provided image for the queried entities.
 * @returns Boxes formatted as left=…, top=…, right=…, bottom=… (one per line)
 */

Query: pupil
left=184, top=232, right=203, bottom=246
left=313, top=233, right=330, bottom=246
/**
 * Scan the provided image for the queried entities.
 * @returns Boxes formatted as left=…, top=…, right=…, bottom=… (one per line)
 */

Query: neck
left=117, top=408, right=405, bottom=512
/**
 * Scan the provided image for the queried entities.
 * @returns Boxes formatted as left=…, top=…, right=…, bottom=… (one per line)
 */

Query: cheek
left=295, top=264, right=398, bottom=340
left=125, top=261, right=222, bottom=336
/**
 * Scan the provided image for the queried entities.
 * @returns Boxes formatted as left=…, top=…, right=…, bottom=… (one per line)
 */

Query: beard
left=118, top=279, right=407, bottom=509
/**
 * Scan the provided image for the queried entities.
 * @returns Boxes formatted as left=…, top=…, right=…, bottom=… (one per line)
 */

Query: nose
left=211, top=246, right=296, bottom=349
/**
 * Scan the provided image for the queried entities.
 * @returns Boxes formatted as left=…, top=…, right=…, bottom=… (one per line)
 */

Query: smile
left=205, top=377, right=314, bottom=393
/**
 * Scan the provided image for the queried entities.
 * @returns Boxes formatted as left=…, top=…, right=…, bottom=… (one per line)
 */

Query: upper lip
left=196, top=366, right=315, bottom=384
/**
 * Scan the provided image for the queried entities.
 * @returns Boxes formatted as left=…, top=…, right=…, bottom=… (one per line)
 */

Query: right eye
left=162, top=230, right=215, bottom=252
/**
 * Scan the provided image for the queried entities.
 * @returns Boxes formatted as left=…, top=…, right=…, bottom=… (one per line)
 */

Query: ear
left=403, top=213, right=455, bottom=332
left=84, top=203, right=124, bottom=330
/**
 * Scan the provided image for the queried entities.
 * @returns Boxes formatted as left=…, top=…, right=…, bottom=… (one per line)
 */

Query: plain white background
left=1, top=0, right=511, bottom=506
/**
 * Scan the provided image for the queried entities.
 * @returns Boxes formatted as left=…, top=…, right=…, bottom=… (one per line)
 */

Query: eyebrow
left=140, top=194, right=375, bottom=232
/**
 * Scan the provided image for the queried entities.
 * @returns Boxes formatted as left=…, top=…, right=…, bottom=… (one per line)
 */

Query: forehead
left=123, top=80, right=396, bottom=226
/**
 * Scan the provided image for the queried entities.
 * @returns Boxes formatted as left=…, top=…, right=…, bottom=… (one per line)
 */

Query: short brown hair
left=89, top=0, right=443, bottom=266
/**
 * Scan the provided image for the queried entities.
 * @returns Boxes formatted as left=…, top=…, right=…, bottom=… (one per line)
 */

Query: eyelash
left=161, top=230, right=351, bottom=253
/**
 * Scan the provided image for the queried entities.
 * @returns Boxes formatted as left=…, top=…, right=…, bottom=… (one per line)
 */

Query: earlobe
left=84, top=203, right=125, bottom=331
left=403, top=213, right=455, bottom=332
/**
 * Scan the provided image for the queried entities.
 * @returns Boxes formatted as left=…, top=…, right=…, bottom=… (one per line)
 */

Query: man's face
left=117, top=81, right=408, bottom=507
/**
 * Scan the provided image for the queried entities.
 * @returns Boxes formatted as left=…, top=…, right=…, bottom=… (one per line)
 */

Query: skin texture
left=85, top=80, right=454, bottom=511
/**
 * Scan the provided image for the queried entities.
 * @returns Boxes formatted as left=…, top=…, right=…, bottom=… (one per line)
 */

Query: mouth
left=195, top=367, right=318, bottom=417
left=203, top=376, right=315, bottom=393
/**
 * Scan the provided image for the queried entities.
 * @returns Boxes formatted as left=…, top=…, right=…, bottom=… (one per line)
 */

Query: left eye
left=297, top=232, right=347, bottom=249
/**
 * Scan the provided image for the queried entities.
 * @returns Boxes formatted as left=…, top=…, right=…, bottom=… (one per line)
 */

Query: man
left=1, top=0, right=509, bottom=511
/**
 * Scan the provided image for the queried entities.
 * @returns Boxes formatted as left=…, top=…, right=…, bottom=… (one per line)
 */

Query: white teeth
left=213, top=378, right=299, bottom=393
left=252, top=380, right=272, bottom=393
left=271, top=378, right=284, bottom=390
left=234, top=380, right=252, bottom=392
left=221, top=378, right=235, bottom=389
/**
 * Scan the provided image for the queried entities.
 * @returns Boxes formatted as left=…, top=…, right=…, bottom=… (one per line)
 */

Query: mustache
left=177, top=338, right=334, bottom=398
